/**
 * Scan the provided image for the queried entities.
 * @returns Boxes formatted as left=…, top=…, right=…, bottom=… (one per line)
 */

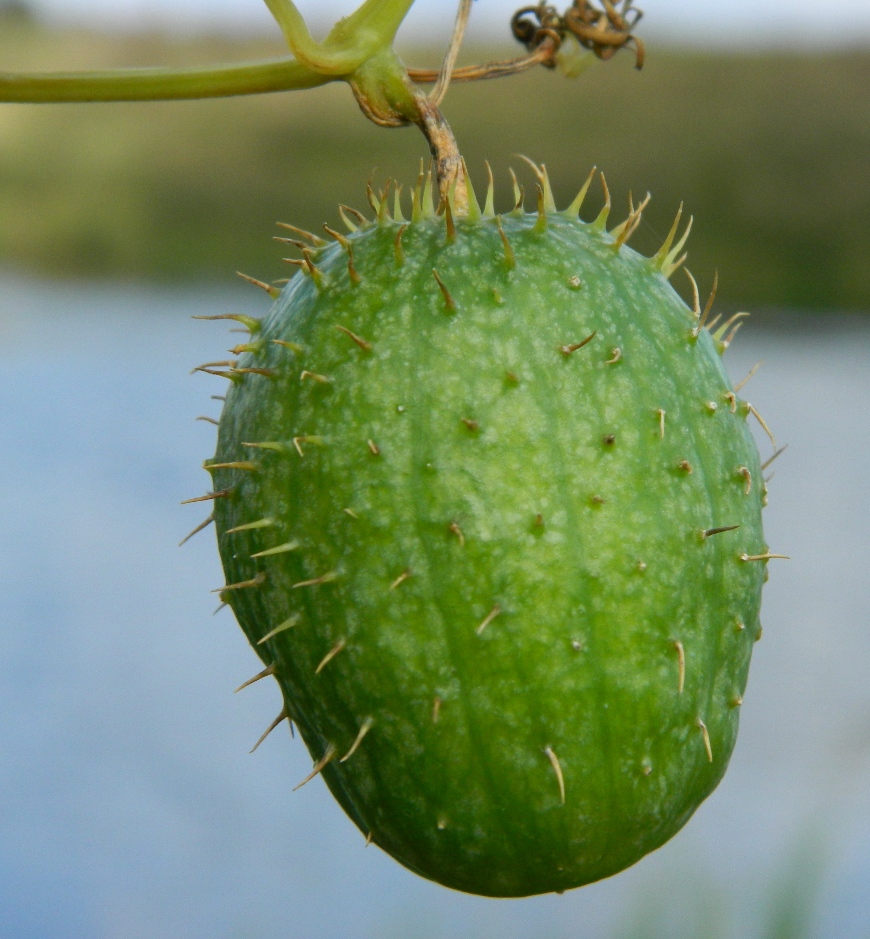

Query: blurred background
left=1, top=2, right=869, bottom=938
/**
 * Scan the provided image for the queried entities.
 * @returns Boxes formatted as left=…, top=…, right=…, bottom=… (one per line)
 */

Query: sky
left=18, top=0, right=870, bottom=46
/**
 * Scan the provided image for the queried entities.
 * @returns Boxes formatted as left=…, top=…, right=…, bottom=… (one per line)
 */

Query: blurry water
left=0, top=276, right=868, bottom=939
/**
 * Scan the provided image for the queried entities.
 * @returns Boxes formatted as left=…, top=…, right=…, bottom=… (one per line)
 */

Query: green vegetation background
left=1, top=18, right=868, bottom=311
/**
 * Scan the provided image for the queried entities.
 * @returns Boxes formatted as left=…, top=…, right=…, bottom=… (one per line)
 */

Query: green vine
left=0, top=0, right=643, bottom=201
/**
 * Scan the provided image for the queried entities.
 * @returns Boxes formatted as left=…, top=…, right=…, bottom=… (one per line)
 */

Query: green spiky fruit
left=201, top=164, right=770, bottom=898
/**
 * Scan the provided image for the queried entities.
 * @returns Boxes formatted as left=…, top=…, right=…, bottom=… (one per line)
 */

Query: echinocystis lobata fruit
left=192, top=161, right=779, bottom=898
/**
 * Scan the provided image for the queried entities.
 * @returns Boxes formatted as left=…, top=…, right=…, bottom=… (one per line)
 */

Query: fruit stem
left=414, top=96, right=467, bottom=212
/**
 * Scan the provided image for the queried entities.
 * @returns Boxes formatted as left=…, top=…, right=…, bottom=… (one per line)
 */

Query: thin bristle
left=250, top=708, right=288, bottom=754
left=366, top=173, right=380, bottom=214
left=315, top=638, right=346, bottom=675
left=192, top=313, right=261, bottom=333
left=564, top=166, right=597, bottom=218
left=393, top=183, right=405, bottom=223
left=412, top=161, right=425, bottom=223
left=338, top=205, right=359, bottom=232
left=236, top=271, right=280, bottom=300
left=346, top=242, right=361, bottom=286
left=496, top=216, right=516, bottom=269
left=611, top=197, right=647, bottom=251
left=178, top=512, right=214, bottom=547
left=484, top=161, right=495, bottom=217
left=250, top=541, right=299, bottom=559
left=257, top=614, right=300, bottom=644
left=714, top=310, right=749, bottom=343
left=461, top=158, right=481, bottom=221
left=340, top=717, right=374, bottom=764
left=509, top=168, right=522, bottom=211
left=323, top=224, right=350, bottom=250
left=699, top=270, right=719, bottom=331
left=275, top=222, right=326, bottom=247
left=432, top=269, right=456, bottom=313
left=422, top=163, right=435, bottom=218
left=377, top=179, right=392, bottom=224
left=444, top=195, right=456, bottom=242
left=292, top=743, right=337, bottom=791
left=544, top=746, right=566, bottom=805
left=652, top=202, right=683, bottom=267
left=662, top=216, right=694, bottom=278
left=234, top=664, right=276, bottom=694
left=534, top=185, right=548, bottom=231
left=226, top=516, right=276, bottom=534
left=516, top=156, right=556, bottom=213
left=684, top=269, right=702, bottom=319
left=593, top=173, right=612, bottom=229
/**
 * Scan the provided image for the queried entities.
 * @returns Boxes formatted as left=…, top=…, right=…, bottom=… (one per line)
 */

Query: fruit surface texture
left=204, top=166, right=767, bottom=898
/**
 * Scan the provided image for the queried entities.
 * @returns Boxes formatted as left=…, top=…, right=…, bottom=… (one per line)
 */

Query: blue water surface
left=1, top=276, right=868, bottom=939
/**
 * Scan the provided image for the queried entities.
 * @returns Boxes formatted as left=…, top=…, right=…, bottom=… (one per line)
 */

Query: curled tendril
left=511, top=1, right=645, bottom=70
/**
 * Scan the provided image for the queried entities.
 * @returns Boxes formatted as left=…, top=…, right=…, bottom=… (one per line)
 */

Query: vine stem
left=0, top=58, right=329, bottom=103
